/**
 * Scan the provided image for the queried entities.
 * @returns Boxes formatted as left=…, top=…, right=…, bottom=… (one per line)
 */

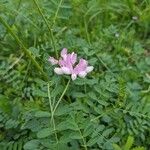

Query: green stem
left=0, top=16, right=48, bottom=81
left=84, top=17, right=91, bottom=45
left=53, top=79, right=70, bottom=114
left=52, top=0, right=63, bottom=27
left=47, top=83, right=58, bottom=143
left=78, top=126, right=88, bottom=150
left=33, top=0, right=58, bottom=58
left=94, top=54, right=114, bottom=75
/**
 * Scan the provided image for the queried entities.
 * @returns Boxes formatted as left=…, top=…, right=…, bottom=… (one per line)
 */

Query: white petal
left=71, top=52, right=77, bottom=64
left=54, top=68, right=63, bottom=75
left=48, top=57, right=58, bottom=65
left=78, top=71, right=87, bottom=78
left=61, top=67, right=71, bottom=74
left=61, top=48, right=67, bottom=60
left=71, top=74, right=77, bottom=80
left=86, top=66, right=94, bottom=73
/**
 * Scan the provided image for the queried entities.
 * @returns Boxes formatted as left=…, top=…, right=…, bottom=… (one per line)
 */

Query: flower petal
left=58, top=58, right=65, bottom=67
left=86, top=66, right=94, bottom=73
left=54, top=68, right=63, bottom=75
left=71, top=52, right=77, bottom=64
left=78, top=71, right=87, bottom=78
left=73, top=58, right=88, bottom=74
left=61, top=67, right=71, bottom=74
left=79, top=59, right=88, bottom=67
left=48, top=57, right=58, bottom=65
left=61, top=48, right=67, bottom=59
left=71, top=74, right=77, bottom=80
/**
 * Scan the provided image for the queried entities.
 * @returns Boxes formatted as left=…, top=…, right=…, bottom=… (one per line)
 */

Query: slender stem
left=95, top=54, right=114, bottom=75
left=84, top=17, right=91, bottom=45
left=53, top=79, right=70, bottom=114
left=90, top=108, right=113, bottom=122
left=78, top=126, right=87, bottom=150
left=23, top=60, right=31, bottom=82
left=33, top=0, right=58, bottom=58
left=84, top=12, right=115, bottom=78
left=2, top=53, right=24, bottom=77
left=0, top=17, right=48, bottom=81
left=47, top=83, right=53, bottom=118
left=47, top=83, right=58, bottom=143
left=52, top=0, right=63, bottom=27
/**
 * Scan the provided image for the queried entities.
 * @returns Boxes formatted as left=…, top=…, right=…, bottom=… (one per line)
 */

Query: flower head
left=48, top=48, right=93, bottom=80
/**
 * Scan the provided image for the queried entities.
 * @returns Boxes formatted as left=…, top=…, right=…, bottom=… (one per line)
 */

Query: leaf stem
left=78, top=126, right=88, bottom=150
left=84, top=17, right=91, bottom=45
left=33, top=0, right=58, bottom=58
left=53, top=79, right=70, bottom=114
left=47, top=83, right=58, bottom=143
left=52, top=0, right=63, bottom=27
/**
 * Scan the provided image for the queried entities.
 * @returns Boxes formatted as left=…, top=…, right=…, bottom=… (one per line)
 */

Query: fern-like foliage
left=113, top=136, right=145, bottom=150
left=0, top=0, right=150, bottom=150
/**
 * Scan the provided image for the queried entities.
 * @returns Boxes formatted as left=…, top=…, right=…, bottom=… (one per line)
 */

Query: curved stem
left=84, top=17, right=91, bottom=45
left=52, top=0, right=63, bottom=27
left=33, top=0, right=58, bottom=58
left=53, top=79, right=70, bottom=114
left=47, top=83, right=58, bottom=143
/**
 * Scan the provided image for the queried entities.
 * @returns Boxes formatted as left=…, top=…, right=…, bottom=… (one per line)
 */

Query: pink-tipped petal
left=48, top=57, right=58, bottom=65
left=61, top=67, right=71, bottom=74
left=59, top=58, right=65, bottom=67
left=61, top=48, right=67, bottom=59
left=54, top=68, right=63, bottom=75
left=71, top=52, right=77, bottom=64
left=78, top=71, right=87, bottom=78
left=86, top=66, right=94, bottom=73
left=73, top=58, right=88, bottom=74
left=71, top=74, right=77, bottom=80
left=79, top=59, right=88, bottom=67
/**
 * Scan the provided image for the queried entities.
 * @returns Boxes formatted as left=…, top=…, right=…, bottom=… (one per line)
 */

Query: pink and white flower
left=48, top=48, right=93, bottom=80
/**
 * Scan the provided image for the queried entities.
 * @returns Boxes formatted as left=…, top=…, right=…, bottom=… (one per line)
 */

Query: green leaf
left=29, top=47, right=40, bottom=57
left=33, top=89, right=47, bottom=97
left=34, top=111, right=51, bottom=118
left=37, top=128, right=53, bottom=138
left=132, top=147, right=145, bottom=150
left=91, top=125, right=105, bottom=138
left=87, top=136, right=99, bottom=146
left=83, top=124, right=93, bottom=137
left=55, top=105, right=71, bottom=116
left=124, top=136, right=134, bottom=150
left=24, top=140, right=40, bottom=150
left=102, top=128, right=114, bottom=137
left=56, top=120, right=79, bottom=131
left=97, top=99, right=109, bottom=106
left=88, top=92, right=97, bottom=100
left=113, top=144, right=122, bottom=150
left=72, top=92, right=85, bottom=98
left=70, top=132, right=82, bottom=140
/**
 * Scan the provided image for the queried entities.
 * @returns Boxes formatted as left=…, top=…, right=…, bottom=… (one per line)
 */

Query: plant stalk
left=33, top=0, right=58, bottom=58
left=0, top=16, right=48, bottom=81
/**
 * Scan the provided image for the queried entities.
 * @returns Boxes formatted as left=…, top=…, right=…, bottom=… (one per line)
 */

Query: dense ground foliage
left=0, top=0, right=150, bottom=149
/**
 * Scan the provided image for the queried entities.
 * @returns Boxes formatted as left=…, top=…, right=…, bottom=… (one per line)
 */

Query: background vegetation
left=0, top=0, right=150, bottom=149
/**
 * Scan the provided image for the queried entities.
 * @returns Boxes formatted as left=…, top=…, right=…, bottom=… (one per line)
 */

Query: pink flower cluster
left=48, top=48, right=94, bottom=80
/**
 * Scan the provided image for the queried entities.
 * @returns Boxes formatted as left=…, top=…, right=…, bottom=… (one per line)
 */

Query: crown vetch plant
left=0, top=0, right=149, bottom=149
left=48, top=48, right=94, bottom=80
